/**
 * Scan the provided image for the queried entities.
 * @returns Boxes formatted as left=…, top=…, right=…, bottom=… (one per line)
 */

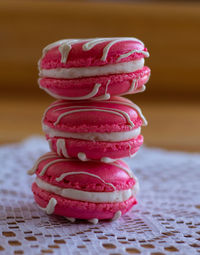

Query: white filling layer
left=35, top=177, right=136, bottom=203
left=43, top=124, right=141, bottom=142
left=39, top=59, right=144, bottom=79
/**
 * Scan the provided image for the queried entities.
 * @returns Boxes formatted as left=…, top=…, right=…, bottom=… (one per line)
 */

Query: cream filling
left=39, top=59, right=144, bottom=79
left=43, top=124, right=141, bottom=142
left=35, top=177, right=136, bottom=203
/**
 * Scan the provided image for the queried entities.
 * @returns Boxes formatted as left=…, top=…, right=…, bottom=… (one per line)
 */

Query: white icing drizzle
left=27, top=153, right=57, bottom=175
left=131, top=172, right=140, bottom=196
left=42, top=101, right=68, bottom=122
left=41, top=37, right=148, bottom=65
left=39, top=158, right=75, bottom=177
left=48, top=139, right=53, bottom=150
left=117, top=49, right=149, bottom=62
left=77, top=152, right=88, bottom=162
left=126, top=77, right=146, bottom=95
left=112, top=210, right=122, bottom=221
left=55, top=171, right=116, bottom=191
left=40, top=83, right=102, bottom=100
left=127, top=79, right=137, bottom=94
left=58, top=39, right=80, bottom=63
left=43, top=97, right=145, bottom=128
left=46, top=198, right=57, bottom=214
left=42, top=40, right=67, bottom=58
left=108, top=161, right=133, bottom=177
left=38, top=197, right=57, bottom=215
left=56, top=139, right=69, bottom=158
left=88, top=218, right=98, bottom=224
left=81, top=37, right=144, bottom=62
left=134, top=85, right=146, bottom=94
left=101, top=99, right=147, bottom=126
left=93, top=80, right=111, bottom=101
left=53, top=106, right=134, bottom=127
left=65, top=217, right=76, bottom=223
left=100, top=157, right=117, bottom=163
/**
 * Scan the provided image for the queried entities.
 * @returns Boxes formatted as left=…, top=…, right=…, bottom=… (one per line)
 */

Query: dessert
left=38, top=38, right=150, bottom=100
left=42, top=96, right=147, bottom=161
left=28, top=36, right=150, bottom=223
left=30, top=152, right=139, bottom=222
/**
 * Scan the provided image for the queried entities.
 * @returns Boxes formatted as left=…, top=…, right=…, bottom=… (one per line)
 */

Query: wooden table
left=0, top=1, right=200, bottom=152
left=1, top=96, right=199, bottom=152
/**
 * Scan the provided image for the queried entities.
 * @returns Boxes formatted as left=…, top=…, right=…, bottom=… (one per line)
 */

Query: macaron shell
left=40, top=38, right=149, bottom=70
left=33, top=152, right=135, bottom=192
left=48, top=134, right=143, bottom=160
left=32, top=183, right=137, bottom=220
left=39, top=66, right=150, bottom=100
left=43, top=96, right=145, bottom=133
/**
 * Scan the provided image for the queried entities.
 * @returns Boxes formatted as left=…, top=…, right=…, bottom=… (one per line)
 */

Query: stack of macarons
left=28, top=37, right=150, bottom=223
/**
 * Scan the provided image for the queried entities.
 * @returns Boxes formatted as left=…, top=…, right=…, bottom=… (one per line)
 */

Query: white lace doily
left=0, top=137, right=200, bottom=255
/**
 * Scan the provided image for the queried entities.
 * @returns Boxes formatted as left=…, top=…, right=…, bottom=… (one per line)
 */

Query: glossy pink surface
left=39, top=66, right=150, bottom=100
left=48, top=135, right=143, bottom=160
left=35, top=152, right=136, bottom=192
left=40, top=39, right=148, bottom=69
left=43, top=96, right=143, bottom=133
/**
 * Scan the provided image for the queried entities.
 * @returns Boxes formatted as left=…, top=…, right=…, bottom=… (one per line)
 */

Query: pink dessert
left=42, top=96, right=147, bottom=162
left=38, top=37, right=150, bottom=100
left=29, top=152, right=139, bottom=222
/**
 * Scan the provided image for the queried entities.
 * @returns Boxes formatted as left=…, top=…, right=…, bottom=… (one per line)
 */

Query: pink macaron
left=29, top=152, right=139, bottom=222
left=42, top=96, right=147, bottom=162
left=38, top=37, right=150, bottom=100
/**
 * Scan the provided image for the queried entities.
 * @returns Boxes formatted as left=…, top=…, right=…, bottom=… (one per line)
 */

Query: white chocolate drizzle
left=112, top=210, right=122, bottom=221
left=125, top=78, right=146, bottom=95
left=117, top=49, right=149, bottom=62
left=48, top=139, right=53, bottom=150
left=39, top=158, right=75, bottom=177
left=58, top=39, right=80, bottom=63
left=42, top=101, right=68, bottom=122
left=92, top=80, right=111, bottom=101
left=127, top=79, right=137, bottom=94
left=53, top=105, right=135, bottom=127
left=41, top=37, right=148, bottom=64
left=134, top=85, right=146, bottom=94
left=55, top=171, right=116, bottom=191
left=100, top=157, right=117, bottom=163
left=38, top=197, right=57, bottom=215
left=77, top=152, right=88, bottom=161
left=65, top=217, right=76, bottom=223
left=43, top=96, right=146, bottom=128
left=101, top=99, right=147, bottom=126
left=88, top=218, right=98, bottom=224
left=108, top=161, right=133, bottom=177
left=27, top=152, right=57, bottom=175
left=56, top=139, right=69, bottom=158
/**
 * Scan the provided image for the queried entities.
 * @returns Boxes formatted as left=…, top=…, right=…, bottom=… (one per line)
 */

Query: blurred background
left=0, top=0, right=200, bottom=151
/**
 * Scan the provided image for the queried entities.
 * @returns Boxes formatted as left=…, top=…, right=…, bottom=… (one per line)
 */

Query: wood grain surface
left=1, top=97, right=199, bottom=152
left=0, top=0, right=200, bottom=99
left=0, top=0, right=200, bottom=151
